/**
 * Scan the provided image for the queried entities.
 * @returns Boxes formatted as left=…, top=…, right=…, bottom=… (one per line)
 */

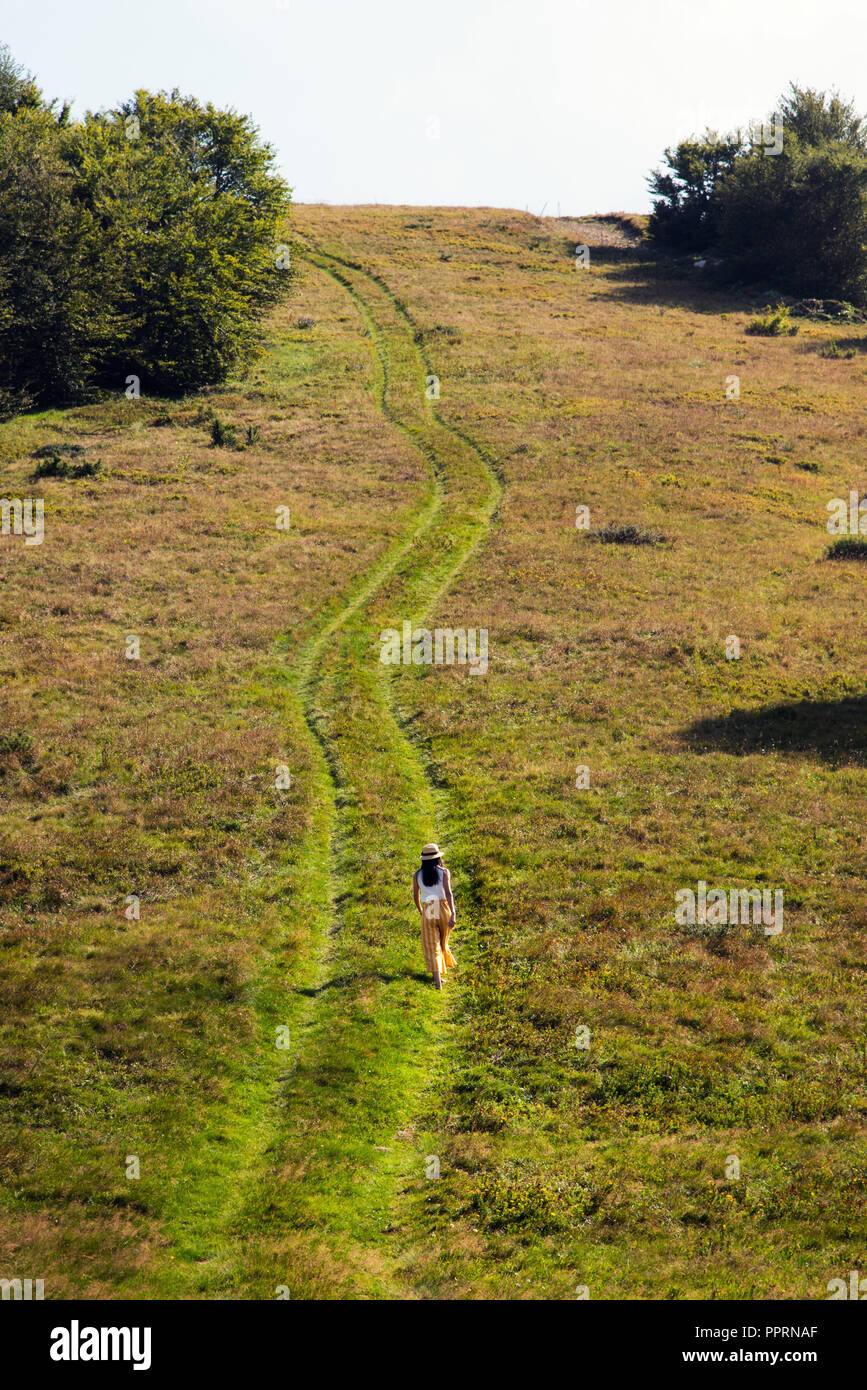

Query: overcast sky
left=4, top=0, right=867, bottom=212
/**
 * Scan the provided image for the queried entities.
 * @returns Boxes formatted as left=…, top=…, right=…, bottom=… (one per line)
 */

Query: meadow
left=1, top=206, right=865, bottom=1298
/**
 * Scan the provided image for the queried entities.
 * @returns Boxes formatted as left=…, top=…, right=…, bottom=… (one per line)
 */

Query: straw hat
left=420, top=843, right=442, bottom=860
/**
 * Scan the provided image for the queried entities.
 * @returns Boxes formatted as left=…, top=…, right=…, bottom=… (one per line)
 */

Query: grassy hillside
left=1, top=206, right=865, bottom=1299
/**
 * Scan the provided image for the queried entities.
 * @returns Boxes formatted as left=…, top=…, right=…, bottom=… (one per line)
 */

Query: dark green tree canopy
left=776, top=83, right=867, bottom=152
left=0, top=43, right=43, bottom=114
left=647, top=85, right=867, bottom=303
left=647, top=131, right=745, bottom=251
left=0, top=54, right=292, bottom=413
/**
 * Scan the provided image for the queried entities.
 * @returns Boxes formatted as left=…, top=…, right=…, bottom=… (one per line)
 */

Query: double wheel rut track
left=152, top=237, right=501, bottom=1298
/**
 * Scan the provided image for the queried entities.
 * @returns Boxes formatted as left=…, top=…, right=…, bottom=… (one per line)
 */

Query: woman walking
left=413, top=843, right=456, bottom=990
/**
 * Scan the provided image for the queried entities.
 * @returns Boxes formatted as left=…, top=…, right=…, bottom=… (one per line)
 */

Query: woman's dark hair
left=420, top=856, right=442, bottom=887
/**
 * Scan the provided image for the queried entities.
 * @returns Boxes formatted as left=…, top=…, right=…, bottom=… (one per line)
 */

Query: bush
left=595, top=524, right=666, bottom=546
left=33, top=452, right=101, bottom=479
left=791, top=298, right=866, bottom=323
left=817, top=340, right=855, bottom=358
left=468, top=1173, right=567, bottom=1234
left=0, top=730, right=36, bottom=769
left=209, top=418, right=238, bottom=448
left=826, top=537, right=867, bottom=561
left=745, top=303, right=799, bottom=336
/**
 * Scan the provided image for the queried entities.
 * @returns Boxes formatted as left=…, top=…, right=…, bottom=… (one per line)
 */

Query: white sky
left=3, top=0, right=867, bottom=211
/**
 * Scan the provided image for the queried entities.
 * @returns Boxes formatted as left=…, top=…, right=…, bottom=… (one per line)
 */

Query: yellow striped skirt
left=420, top=896, right=456, bottom=979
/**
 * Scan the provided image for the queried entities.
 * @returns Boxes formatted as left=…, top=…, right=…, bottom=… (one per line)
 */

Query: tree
left=776, top=83, right=867, bottom=152
left=0, top=52, right=293, bottom=414
left=0, top=106, right=104, bottom=414
left=717, top=139, right=867, bottom=301
left=0, top=43, right=43, bottom=115
left=647, top=86, right=867, bottom=303
left=647, top=131, right=744, bottom=251
left=64, top=90, right=292, bottom=395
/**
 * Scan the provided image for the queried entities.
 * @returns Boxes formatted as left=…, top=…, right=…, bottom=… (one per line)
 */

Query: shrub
left=791, top=298, right=866, bottom=323
left=826, top=537, right=867, bottom=561
left=595, top=524, right=666, bottom=546
left=468, top=1173, right=567, bottom=1234
left=209, top=418, right=238, bottom=448
left=33, top=452, right=101, bottom=479
left=817, top=340, right=855, bottom=358
left=34, top=453, right=100, bottom=478
left=415, top=323, right=462, bottom=345
left=745, top=304, right=798, bottom=336
left=0, top=731, right=36, bottom=769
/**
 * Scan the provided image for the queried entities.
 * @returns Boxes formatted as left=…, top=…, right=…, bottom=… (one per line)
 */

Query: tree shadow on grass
left=809, top=334, right=867, bottom=354
left=683, top=694, right=867, bottom=766
left=599, top=254, right=774, bottom=317
left=559, top=235, right=639, bottom=267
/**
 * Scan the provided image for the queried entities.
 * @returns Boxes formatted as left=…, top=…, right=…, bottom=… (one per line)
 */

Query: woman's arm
left=412, top=870, right=421, bottom=913
left=443, top=867, right=456, bottom=923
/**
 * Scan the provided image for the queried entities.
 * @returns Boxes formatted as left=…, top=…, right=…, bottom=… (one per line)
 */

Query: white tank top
left=418, top=866, right=445, bottom=902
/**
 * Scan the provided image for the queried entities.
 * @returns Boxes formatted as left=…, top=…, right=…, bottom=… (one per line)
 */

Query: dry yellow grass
left=2, top=204, right=865, bottom=1299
